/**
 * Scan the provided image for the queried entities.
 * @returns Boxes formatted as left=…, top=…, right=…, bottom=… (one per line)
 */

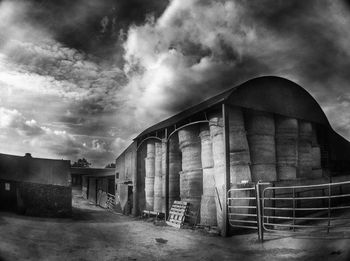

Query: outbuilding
left=0, top=153, right=71, bottom=217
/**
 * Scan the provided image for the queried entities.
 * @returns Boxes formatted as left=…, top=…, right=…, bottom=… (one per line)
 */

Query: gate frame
left=228, top=180, right=350, bottom=242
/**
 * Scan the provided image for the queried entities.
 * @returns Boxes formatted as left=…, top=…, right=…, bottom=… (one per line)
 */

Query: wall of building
left=0, top=153, right=71, bottom=217
left=0, top=153, right=70, bottom=186
left=84, top=176, right=115, bottom=208
left=115, top=142, right=137, bottom=214
left=17, top=181, right=72, bottom=217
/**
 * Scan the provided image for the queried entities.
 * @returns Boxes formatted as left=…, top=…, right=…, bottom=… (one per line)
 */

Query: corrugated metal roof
left=135, top=86, right=235, bottom=139
left=136, top=75, right=329, bottom=139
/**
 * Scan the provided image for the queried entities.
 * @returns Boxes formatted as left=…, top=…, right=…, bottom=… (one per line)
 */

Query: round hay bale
left=145, top=157, right=155, bottom=178
left=299, top=121, right=313, bottom=141
left=275, top=116, right=298, bottom=138
left=277, top=164, right=297, bottom=180
left=179, top=169, right=203, bottom=199
left=200, top=195, right=217, bottom=226
left=200, top=125, right=214, bottom=169
left=146, top=141, right=155, bottom=158
left=248, top=134, right=276, bottom=164
left=251, top=164, right=277, bottom=182
left=312, top=146, right=321, bottom=169
left=245, top=110, right=275, bottom=135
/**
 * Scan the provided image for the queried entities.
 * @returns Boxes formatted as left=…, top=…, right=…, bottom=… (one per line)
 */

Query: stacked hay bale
left=298, top=121, right=313, bottom=178
left=275, top=116, right=298, bottom=180
left=228, top=107, right=252, bottom=223
left=168, top=136, right=182, bottom=209
left=178, top=126, right=203, bottom=225
left=311, top=126, right=322, bottom=178
left=229, top=107, right=251, bottom=184
left=246, top=110, right=277, bottom=182
left=199, top=124, right=217, bottom=226
left=153, top=141, right=163, bottom=212
left=144, top=141, right=155, bottom=211
left=209, top=112, right=225, bottom=230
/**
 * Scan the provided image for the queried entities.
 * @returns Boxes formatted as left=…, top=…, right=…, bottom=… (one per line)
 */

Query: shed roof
left=136, top=76, right=329, bottom=139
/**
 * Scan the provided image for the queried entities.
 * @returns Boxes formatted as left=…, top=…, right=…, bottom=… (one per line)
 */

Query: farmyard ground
left=0, top=189, right=350, bottom=261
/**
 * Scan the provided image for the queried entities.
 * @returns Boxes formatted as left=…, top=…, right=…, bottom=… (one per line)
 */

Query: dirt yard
left=1, top=189, right=350, bottom=261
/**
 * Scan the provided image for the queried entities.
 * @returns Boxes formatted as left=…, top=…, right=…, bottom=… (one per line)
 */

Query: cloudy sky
left=0, top=0, right=349, bottom=167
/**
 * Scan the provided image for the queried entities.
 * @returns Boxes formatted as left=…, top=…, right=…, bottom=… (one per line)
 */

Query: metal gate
left=227, top=183, right=264, bottom=240
left=228, top=180, right=350, bottom=241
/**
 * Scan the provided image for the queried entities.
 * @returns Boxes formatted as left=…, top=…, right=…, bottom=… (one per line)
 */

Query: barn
left=115, top=76, right=350, bottom=235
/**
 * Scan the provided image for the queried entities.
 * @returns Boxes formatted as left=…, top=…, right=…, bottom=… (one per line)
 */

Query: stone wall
left=0, top=180, right=72, bottom=217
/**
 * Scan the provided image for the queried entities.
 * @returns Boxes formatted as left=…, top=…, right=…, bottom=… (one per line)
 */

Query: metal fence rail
left=228, top=180, right=350, bottom=241
left=227, top=185, right=258, bottom=230
left=262, top=180, right=350, bottom=234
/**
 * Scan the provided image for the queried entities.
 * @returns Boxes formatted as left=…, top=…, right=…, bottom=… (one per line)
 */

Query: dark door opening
left=127, top=185, right=133, bottom=214
left=108, top=178, right=115, bottom=195
left=0, top=180, right=17, bottom=212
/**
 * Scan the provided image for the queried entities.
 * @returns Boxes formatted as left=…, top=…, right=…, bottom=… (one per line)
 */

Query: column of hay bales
left=246, top=110, right=277, bottom=182
left=275, top=116, right=298, bottom=180
left=311, top=126, right=322, bottom=178
left=209, top=112, right=225, bottom=230
left=145, top=141, right=155, bottom=211
left=153, top=142, right=163, bottom=212
left=178, top=125, right=203, bottom=225
left=228, top=107, right=252, bottom=224
left=229, top=107, right=251, bottom=184
left=168, top=136, right=182, bottom=209
left=298, top=121, right=313, bottom=178
left=199, top=124, right=217, bottom=226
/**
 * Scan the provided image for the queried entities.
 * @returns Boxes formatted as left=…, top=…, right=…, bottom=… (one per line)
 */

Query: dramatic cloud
left=121, top=0, right=350, bottom=139
left=0, top=0, right=131, bottom=166
left=0, top=0, right=349, bottom=166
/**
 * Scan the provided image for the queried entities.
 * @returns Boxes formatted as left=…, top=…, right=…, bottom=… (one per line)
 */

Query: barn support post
left=164, top=128, right=170, bottom=220
left=132, top=140, right=138, bottom=216
left=222, top=103, right=230, bottom=237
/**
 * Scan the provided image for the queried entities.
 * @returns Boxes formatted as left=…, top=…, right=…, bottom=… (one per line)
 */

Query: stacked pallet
left=166, top=201, right=189, bottom=228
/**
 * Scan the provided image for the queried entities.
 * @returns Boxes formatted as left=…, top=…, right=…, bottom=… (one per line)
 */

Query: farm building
left=71, top=167, right=116, bottom=208
left=115, top=76, right=350, bottom=235
left=0, top=153, right=71, bottom=217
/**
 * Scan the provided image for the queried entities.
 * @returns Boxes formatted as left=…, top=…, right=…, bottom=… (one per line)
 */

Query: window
left=5, top=183, right=10, bottom=191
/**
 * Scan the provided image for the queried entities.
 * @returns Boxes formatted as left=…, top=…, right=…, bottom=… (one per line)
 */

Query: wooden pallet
left=166, top=201, right=189, bottom=228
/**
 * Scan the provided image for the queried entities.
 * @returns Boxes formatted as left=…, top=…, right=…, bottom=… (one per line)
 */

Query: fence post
left=292, top=187, right=296, bottom=232
left=256, top=182, right=263, bottom=242
left=327, top=183, right=331, bottom=233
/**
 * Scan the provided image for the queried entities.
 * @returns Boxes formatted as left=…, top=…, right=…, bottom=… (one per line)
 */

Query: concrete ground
left=1, top=189, right=350, bottom=261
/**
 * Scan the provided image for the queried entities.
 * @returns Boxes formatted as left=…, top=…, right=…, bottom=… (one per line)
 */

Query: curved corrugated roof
left=136, top=76, right=329, bottom=138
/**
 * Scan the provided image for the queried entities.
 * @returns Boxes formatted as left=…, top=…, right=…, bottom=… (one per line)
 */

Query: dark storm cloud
left=1, top=0, right=350, bottom=166
left=24, top=0, right=169, bottom=58
left=121, top=0, right=350, bottom=140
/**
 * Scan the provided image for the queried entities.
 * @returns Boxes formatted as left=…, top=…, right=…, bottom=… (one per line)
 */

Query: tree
left=105, top=163, right=116, bottom=168
left=71, top=158, right=91, bottom=168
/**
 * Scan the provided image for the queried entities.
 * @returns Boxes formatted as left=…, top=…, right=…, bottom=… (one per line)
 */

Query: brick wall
left=17, top=182, right=72, bottom=217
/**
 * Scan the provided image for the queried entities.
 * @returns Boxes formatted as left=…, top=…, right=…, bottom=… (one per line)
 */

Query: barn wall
left=115, top=142, right=137, bottom=214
